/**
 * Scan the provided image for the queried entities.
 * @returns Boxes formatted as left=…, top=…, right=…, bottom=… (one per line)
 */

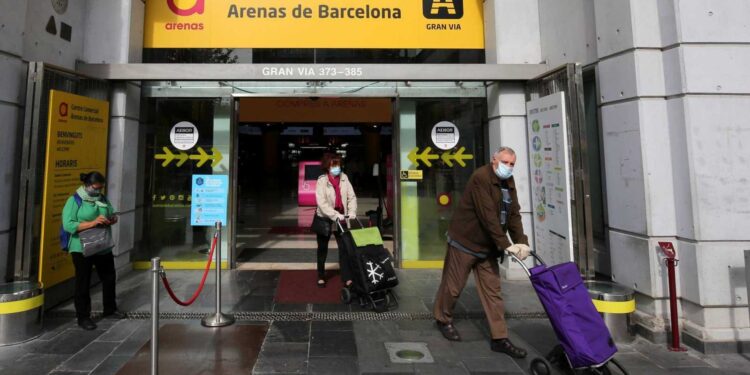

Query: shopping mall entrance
left=232, top=97, right=395, bottom=270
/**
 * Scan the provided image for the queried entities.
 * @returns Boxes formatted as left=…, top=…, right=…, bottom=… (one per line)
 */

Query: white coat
left=315, top=172, right=357, bottom=222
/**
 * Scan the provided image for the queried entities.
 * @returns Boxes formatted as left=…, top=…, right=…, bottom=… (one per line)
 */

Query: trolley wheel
left=341, top=287, right=352, bottom=304
left=529, top=358, right=551, bottom=375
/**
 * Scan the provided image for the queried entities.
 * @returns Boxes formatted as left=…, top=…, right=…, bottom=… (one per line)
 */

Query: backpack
left=59, top=193, right=107, bottom=251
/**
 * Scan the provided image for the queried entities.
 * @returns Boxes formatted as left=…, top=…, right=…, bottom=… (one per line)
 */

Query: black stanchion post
left=201, top=221, right=235, bottom=327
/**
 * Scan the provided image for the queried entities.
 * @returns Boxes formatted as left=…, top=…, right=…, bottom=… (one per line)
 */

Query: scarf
left=76, top=186, right=108, bottom=208
left=327, top=174, right=344, bottom=214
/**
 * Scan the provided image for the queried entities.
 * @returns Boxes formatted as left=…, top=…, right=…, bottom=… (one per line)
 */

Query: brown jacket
left=447, top=164, right=528, bottom=258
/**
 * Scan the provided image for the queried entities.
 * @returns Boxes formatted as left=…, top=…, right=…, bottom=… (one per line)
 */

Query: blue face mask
left=495, top=162, right=513, bottom=180
left=330, top=166, right=342, bottom=176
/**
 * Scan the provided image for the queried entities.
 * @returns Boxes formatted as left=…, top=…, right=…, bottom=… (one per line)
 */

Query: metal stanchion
left=201, top=221, right=235, bottom=327
left=151, top=257, right=160, bottom=375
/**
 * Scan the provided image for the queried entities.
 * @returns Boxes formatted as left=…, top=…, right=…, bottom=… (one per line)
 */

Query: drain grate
left=46, top=310, right=547, bottom=321
left=385, top=342, right=434, bottom=364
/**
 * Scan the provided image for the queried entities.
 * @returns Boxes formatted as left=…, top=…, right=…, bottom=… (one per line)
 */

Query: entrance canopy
left=76, top=63, right=547, bottom=81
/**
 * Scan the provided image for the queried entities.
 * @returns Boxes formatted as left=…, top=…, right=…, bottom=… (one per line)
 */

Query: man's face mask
left=495, top=162, right=513, bottom=180
left=330, top=166, right=342, bottom=176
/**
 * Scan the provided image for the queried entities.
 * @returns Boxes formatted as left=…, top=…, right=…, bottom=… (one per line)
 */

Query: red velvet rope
left=160, top=234, right=217, bottom=306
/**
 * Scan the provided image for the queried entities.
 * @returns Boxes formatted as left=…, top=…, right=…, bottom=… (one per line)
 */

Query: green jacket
left=61, top=194, right=115, bottom=253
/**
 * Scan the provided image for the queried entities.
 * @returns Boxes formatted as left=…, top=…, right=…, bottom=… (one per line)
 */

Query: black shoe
left=491, top=338, right=527, bottom=358
left=103, top=310, right=127, bottom=320
left=78, top=318, right=97, bottom=330
left=436, top=321, right=461, bottom=341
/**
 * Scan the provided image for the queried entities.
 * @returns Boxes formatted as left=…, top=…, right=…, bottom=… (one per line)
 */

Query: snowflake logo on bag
left=366, top=261, right=384, bottom=284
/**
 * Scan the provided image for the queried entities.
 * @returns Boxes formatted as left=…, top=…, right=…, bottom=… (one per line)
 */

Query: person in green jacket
left=61, top=171, right=125, bottom=330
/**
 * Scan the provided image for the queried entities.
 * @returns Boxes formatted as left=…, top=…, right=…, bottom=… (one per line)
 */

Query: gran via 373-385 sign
left=145, top=0, right=484, bottom=49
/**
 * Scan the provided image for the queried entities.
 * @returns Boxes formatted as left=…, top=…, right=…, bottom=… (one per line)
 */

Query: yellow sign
left=145, top=0, right=484, bottom=49
left=39, top=90, right=109, bottom=288
left=408, top=146, right=474, bottom=168
left=440, top=146, right=474, bottom=167
left=400, top=170, right=423, bottom=181
left=408, top=147, right=439, bottom=167
left=155, top=146, right=223, bottom=167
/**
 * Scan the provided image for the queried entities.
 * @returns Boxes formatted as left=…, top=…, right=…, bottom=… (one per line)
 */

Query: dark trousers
left=434, top=245, right=508, bottom=339
left=71, top=252, right=117, bottom=320
left=316, top=231, right=352, bottom=283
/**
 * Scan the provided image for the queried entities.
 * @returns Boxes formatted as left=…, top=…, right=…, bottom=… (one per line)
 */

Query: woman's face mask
left=330, top=166, right=342, bottom=177
left=85, top=185, right=102, bottom=196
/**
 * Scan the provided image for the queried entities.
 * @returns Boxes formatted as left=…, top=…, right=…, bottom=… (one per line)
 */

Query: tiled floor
left=1, top=269, right=748, bottom=374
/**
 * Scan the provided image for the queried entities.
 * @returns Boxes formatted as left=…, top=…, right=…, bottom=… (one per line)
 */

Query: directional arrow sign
left=174, top=151, right=189, bottom=167
left=407, top=147, right=439, bottom=167
left=440, top=147, right=474, bottom=167
left=156, top=146, right=222, bottom=167
left=189, top=147, right=223, bottom=167
left=155, top=147, right=177, bottom=167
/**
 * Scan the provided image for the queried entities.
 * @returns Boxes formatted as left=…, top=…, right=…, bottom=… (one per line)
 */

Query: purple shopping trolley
left=510, top=252, right=628, bottom=375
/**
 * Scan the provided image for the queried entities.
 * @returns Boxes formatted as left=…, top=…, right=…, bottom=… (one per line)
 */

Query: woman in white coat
left=314, top=153, right=357, bottom=288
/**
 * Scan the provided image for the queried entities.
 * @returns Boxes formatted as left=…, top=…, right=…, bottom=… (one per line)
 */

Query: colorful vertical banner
left=39, top=90, right=110, bottom=287
left=526, top=92, right=574, bottom=266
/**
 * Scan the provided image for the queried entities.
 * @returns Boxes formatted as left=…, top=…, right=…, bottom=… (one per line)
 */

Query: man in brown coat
left=434, top=146, right=531, bottom=358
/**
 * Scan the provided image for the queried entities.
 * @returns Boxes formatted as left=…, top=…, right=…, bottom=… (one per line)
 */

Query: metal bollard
left=658, top=242, right=686, bottom=352
left=201, top=222, right=235, bottom=327
left=151, top=257, right=160, bottom=375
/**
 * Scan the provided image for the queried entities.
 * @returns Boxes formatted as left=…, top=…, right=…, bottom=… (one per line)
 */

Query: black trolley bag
left=337, top=219, right=398, bottom=312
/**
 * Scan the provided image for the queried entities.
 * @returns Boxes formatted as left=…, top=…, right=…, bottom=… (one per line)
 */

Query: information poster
left=191, top=175, right=229, bottom=226
left=526, top=92, right=573, bottom=265
left=39, top=90, right=110, bottom=287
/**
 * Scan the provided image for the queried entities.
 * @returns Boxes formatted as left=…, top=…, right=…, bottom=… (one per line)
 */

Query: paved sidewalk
left=0, top=269, right=747, bottom=374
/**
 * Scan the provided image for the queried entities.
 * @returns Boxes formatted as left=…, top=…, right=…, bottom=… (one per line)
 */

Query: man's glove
left=506, top=244, right=531, bottom=261
left=335, top=214, right=346, bottom=222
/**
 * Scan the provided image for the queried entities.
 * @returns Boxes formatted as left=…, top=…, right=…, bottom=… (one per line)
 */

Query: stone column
left=484, top=0, right=542, bottom=280
left=83, top=0, right=145, bottom=275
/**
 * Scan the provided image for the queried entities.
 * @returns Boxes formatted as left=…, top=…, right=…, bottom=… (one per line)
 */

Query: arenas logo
left=168, top=0, right=204, bottom=16
left=165, top=0, right=204, bottom=30
left=423, top=0, right=463, bottom=19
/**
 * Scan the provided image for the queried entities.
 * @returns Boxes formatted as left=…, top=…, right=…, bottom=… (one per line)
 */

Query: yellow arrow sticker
left=154, top=147, right=176, bottom=167
left=157, top=146, right=223, bottom=168
left=408, top=147, right=439, bottom=167
left=441, top=147, right=474, bottom=168
left=210, top=147, right=223, bottom=167
left=190, top=147, right=209, bottom=167
left=175, top=151, right=189, bottom=167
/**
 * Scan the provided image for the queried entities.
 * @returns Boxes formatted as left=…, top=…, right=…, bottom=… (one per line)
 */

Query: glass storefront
left=398, top=99, right=487, bottom=266
left=136, top=82, right=487, bottom=268
left=136, top=98, right=232, bottom=265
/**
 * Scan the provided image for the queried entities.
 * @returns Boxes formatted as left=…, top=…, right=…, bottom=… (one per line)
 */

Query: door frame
left=228, top=93, right=401, bottom=269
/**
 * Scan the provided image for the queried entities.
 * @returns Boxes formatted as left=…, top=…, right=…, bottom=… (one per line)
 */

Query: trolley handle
left=508, top=250, right=545, bottom=277
left=335, top=216, right=364, bottom=232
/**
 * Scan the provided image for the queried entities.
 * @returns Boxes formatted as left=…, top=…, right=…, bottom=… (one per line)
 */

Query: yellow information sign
left=400, top=170, right=424, bottom=181
left=39, top=90, right=110, bottom=288
left=145, top=0, right=484, bottom=49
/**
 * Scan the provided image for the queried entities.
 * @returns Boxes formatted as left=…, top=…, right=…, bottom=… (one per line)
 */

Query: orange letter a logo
left=167, top=0, right=204, bottom=16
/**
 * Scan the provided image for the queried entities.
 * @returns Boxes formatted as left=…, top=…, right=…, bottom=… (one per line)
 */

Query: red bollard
left=658, top=242, right=687, bottom=352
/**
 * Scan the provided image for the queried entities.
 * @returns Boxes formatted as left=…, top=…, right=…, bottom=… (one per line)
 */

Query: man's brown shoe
left=491, top=338, right=527, bottom=358
left=436, top=321, right=461, bottom=341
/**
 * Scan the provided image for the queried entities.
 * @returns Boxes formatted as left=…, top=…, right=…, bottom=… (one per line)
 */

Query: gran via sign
left=145, top=0, right=484, bottom=49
